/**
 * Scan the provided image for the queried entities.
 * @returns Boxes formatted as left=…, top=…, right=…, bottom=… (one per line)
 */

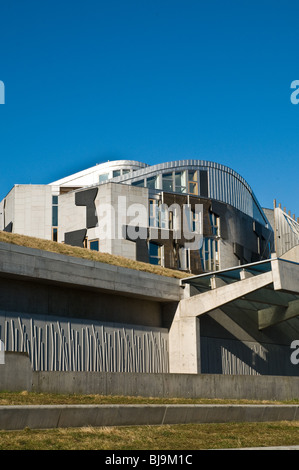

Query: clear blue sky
left=0, top=0, right=299, bottom=216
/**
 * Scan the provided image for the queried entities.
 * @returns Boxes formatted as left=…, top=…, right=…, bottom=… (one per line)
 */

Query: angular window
left=122, top=169, right=131, bottom=175
left=113, top=170, right=121, bottom=178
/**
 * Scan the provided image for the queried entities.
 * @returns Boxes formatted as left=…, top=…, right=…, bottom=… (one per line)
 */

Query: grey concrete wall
left=0, top=352, right=33, bottom=391
left=33, top=371, right=299, bottom=401
left=1, top=353, right=299, bottom=401
left=1, top=185, right=53, bottom=240
left=200, top=308, right=299, bottom=376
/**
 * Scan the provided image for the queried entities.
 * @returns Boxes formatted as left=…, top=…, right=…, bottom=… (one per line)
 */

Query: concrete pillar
left=168, top=303, right=201, bottom=374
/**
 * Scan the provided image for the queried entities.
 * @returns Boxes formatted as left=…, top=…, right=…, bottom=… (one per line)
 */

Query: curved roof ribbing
left=110, top=160, right=270, bottom=227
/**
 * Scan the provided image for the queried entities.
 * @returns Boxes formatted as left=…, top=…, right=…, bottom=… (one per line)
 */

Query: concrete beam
left=180, top=270, right=274, bottom=318
left=0, top=242, right=182, bottom=302
left=0, top=404, right=298, bottom=430
left=258, top=299, right=299, bottom=330
left=271, top=258, right=299, bottom=293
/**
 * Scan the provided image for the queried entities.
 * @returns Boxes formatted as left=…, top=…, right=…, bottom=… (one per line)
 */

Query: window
left=162, top=173, right=173, bottom=192
left=148, top=242, right=162, bottom=266
left=200, top=238, right=220, bottom=272
left=84, top=238, right=99, bottom=251
left=132, top=180, right=145, bottom=187
left=149, top=199, right=159, bottom=227
left=113, top=170, right=121, bottom=178
left=210, top=213, right=220, bottom=237
left=174, top=172, right=186, bottom=193
left=146, top=175, right=158, bottom=190
left=122, top=169, right=130, bottom=175
left=52, top=195, right=58, bottom=241
left=52, top=227, right=58, bottom=242
left=188, top=170, right=198, bottom=195
left=99, top=173, right=109, bottom=183
left=89, top=239, right=99, bottom=251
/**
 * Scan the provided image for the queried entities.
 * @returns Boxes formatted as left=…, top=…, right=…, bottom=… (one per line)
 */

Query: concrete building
left=0, top=159, right=299, bottom=380
left=1, top=159, right=291, bottom=274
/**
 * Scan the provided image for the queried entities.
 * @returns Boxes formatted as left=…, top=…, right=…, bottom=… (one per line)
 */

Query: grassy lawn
left=0, top=392, right=298, bottom=450
left=0, top=422, right=298, bottom=450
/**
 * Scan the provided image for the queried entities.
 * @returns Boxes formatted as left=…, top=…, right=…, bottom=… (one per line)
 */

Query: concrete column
left=168, top=303, right=201, bottom=374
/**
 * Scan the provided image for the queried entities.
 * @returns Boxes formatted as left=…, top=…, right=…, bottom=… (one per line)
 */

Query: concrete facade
left=0, top=185, right=53, bottom=239
left=1, top=353, right=299, bottom=403
left=0, top=159, right=298, bottom=382
left=0, top=159, right=279, bottom=276
left=0, top=242, right=298, bottom=379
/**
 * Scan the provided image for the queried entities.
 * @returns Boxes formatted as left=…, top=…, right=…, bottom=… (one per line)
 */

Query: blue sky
left=0, top=0, right=299, bottom=216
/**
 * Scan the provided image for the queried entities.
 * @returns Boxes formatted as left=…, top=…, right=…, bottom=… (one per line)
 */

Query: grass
left=0, top=230, right=188, bottom=279
left=0, top=422, right=298, bottom=450
left=0, top=392, right=298, bottom=450
left=0, top=390, right=299, bottom=406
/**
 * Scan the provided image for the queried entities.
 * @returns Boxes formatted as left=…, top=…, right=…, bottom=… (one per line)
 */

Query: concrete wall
left=0, top=352, right=33, bottom=391
left=200, top=307, right=299, bottom=376
left=58, top=182, right=149, bottom=260
left=0, top=242, right=181, bottom=374
left=1, top=185, right=53, bottom=239
left=1, top=353, right=299, bottom=401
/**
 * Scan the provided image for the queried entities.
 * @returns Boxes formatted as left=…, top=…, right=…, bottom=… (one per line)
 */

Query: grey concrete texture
left=33, top=371, right=299, bottom=402
left=2, top=350, right=299, bottom=403
left=0, top=404, right=298, bottom=430
left=0, top=352, right=32, bottom=392
left=0, top=242, right=182, bottom=302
